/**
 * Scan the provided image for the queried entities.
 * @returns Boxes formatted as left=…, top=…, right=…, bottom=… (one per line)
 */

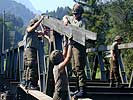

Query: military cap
left=50, top=50, right=63, bottom=65
left=72, top=3, right=84, bottom=14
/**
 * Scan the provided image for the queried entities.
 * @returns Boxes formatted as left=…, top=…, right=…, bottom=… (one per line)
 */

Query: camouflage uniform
left=23, top=30, right=40, bottom=87
left=110, top=36, right=122, bottom=87
left=110, top=42, right=121, bottom=81
left=64, top=15, right=87, bottom=87
left=53, top=64, right=69, bottom=100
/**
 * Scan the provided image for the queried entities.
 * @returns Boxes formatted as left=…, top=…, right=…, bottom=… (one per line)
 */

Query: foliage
left=0, top=0, right=34, bottom=24
left=81, top=0, right=133, bottom=79
left=46, top=7, right=71, bottom=20
left=0, top=13, right=24, bottom=52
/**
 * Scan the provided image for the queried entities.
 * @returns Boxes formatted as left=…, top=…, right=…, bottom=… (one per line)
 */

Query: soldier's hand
left=68, top=40, right=75, bottom=45
left=63, top=16, right=69, bottom=26
left=68, top=38, right=75, bottom=45
left=112, top=57, right=116, bottom=62
left=41, top=15, right=45, bottom=20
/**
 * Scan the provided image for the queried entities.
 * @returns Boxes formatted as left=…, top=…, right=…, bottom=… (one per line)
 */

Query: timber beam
left=19, top=84, right=53, bottom=100
left=87, top=42, right=133, bottom=52
left=42, top=15, right=97, bottom=46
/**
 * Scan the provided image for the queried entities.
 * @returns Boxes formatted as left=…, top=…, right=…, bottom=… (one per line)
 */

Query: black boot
left=28, top=81, right=39, bottom=90
left=116, top=81, right=119, bottom=88
left=70, top=90, right=79, bottom=96
left=73, top=86, right=86, bottom=98
left=110, top=79, right=115, bottom=87
left=21, top=80, right=26, bottom=86
left=25, top=80, right=29, bottom=89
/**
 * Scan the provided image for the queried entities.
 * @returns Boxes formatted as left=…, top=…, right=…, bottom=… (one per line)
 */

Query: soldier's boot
left=28, top=80, right=39, bottom=90
left=21, top=70, right=27, bottom=86
left=70, top=89, right=79, bottom=96
left=24, top=80, right=29, bottom=89
left=73, top=86, right=86, bottom=99
left=116, top=81, right=120, bottom=88
left=110, top=79, right=115, bottom=87
left=21, top=80, right=26, bottom=86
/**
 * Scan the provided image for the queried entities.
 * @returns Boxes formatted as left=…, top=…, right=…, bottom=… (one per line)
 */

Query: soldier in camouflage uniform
left=110, top=35, right=123, bottom=87
left=50, top=40, right=73, bottom=100
left=22, top=15, right=45, bottom=90
left=63, top=3, right=87, bottom=98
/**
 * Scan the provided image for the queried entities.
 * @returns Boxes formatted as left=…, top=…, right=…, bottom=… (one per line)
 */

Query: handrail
left=86, top=42, right=133, bottom=52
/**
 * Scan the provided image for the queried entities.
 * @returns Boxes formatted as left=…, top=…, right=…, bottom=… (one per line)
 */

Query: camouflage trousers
left=23, top=48, right=38, bottom=83
left=72, top=44, right=86, bottom=87
left=110, top=58, right=121, bottom=82
left=53, top=91, right=69, bottom=100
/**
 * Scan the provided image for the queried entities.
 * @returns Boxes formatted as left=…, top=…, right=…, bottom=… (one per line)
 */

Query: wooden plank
left=18, top=46, right=24, bottom=82
left=78, top=99, right=93, bottom=100
left=45, top=31, right=55, bottom=97
left=71, top=97, right=92, bottom=100
left=98, top=54, right=106, bottom=81
left=37, top=39, right=46, bottom=92
left=0, top=54, right=4, bottom=74
left=129, top=71, right=133, bottom=88
left=87, top=42, right=133, bottom=52
left=28, top=90, right=52, bottom=100
left=19, top=84, right=52, bottom=100
left=118, top=55, right=128, bottom=83
left=13, top=49, right=18, bottom=80
left=42, top=15, right=97, bottom=46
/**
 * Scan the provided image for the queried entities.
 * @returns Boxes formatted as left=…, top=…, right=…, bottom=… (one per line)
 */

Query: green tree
left=0, top=13, right=24, bottom=51
left=84, top=0, right=110, bottom=46
left=102, top=0, right=133, bottom=79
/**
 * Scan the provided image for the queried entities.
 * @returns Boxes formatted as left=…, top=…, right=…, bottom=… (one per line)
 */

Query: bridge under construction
left=0, top=15, right=133, bottom=100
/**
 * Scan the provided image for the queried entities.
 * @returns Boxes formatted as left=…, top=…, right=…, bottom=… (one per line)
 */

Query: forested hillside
left=0, top=14, right=24, bottom=53
left=13, top=0, right=40, bottom=14
left=0, top=0, right=34, bottom=24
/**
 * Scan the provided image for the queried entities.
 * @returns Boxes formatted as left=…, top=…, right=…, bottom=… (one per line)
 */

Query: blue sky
left=29, top=0, right=75, bottom=12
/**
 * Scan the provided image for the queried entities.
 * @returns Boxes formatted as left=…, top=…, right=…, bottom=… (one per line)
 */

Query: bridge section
left=0, top=15, right=133, bottom=100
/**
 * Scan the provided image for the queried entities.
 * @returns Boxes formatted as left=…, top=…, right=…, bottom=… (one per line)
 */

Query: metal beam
left=42, top=15, right=97, bottom=46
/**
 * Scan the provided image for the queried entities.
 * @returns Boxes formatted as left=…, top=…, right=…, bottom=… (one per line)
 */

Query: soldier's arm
left=62, top=35, right=68, bottom=57
left=59, top=44, right=72, bottom=71
left=111, top=50, right=116, bottom=61
left=40, top=23, right=50, bottom=41
left=27, top=16, right=44, bottom=33
left=63, top=15, right=71, bottom=26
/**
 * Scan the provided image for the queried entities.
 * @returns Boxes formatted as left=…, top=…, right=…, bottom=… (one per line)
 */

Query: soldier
left=50, top=39, right=72, bottom=100
left=63, top=3, right=87, bottom=98
left=110, top=35, right=123, bottom=87
left=22, top=15, right=48, bottom=90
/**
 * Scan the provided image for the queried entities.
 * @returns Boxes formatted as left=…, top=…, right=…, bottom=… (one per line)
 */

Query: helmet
left=72, top=3, right=84, bottom=14
left=50, top=50, right=63, bottom=65
left=114, top=35, right=122, bottom=41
